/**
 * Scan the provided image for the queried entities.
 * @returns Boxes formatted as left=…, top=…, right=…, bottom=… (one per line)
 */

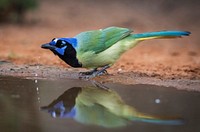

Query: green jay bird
left=41, top=86, right=184, bottom=128
left=41, top=27, right=190, bottom=78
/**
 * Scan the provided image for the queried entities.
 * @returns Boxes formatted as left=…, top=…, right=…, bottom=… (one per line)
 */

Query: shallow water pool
left=0, top=76, right=200, bottom=132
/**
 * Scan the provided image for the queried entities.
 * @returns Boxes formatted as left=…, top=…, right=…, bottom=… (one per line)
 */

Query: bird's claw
left=79, top=70, right=108, bottom=80
left=79, top=71, right=95, bottom=76
left=79, top=65, right=110, bottom=80
left=79, top=74, right=94, bottom=80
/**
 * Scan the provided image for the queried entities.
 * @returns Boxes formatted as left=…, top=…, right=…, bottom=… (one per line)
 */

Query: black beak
left=41, top=43, right=56, bottom=50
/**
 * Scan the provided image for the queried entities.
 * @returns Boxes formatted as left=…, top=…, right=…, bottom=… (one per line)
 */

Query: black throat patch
left=57, top=44, right=82, bottom=68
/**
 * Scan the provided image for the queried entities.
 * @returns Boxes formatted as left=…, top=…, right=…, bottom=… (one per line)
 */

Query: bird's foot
left=79, top=68, right=97, bottom=76
left=90, top=80, right=109, bottom=90
left=79, top=70, right=108, bottom=80
left=79, top=65, right=110, bottom=80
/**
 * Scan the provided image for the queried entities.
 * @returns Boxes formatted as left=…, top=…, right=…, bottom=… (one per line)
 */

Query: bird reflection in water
left=41, top=85, right=184, bottom=128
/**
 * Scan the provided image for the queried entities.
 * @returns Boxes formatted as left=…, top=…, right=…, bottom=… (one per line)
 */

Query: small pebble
left=118, top=68, right=122, bottom=72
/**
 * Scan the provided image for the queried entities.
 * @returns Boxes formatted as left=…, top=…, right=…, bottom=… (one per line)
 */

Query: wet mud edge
left=0, top=63, right=200, bottom=92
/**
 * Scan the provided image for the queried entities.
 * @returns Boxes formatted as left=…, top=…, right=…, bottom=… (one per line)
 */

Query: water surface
left=0, top=76, right=200, bottom=132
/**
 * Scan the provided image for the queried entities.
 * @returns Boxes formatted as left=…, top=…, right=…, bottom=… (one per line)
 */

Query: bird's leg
left=90, top=80, right=109, bottom=90
left=79, top=65, right=110, bottom=79
left=79, top=68, right=98, bottom=75
left=93, top=65, right=110, bottom=76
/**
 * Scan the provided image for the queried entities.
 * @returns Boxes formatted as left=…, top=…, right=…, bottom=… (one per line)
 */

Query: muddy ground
left=0, top=0, right=200, bottom=91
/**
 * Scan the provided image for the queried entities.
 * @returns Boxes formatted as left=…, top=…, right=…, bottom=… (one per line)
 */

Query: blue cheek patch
left=48, top=101, right=76, bottom=118
left=55, top=46, right=67, bottom=55
left=63, top=106, right=76, bottom=118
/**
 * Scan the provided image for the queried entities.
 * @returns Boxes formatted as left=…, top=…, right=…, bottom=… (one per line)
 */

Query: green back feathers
left=75, top=27, right=132, bottom=54
left=73, top=27, right=190, bottom=68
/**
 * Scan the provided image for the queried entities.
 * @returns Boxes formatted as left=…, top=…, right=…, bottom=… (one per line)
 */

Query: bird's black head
left=41, top=37, right=82, bottom=67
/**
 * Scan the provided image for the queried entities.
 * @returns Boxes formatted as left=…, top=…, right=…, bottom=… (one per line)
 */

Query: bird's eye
left=56, top=40, right=67, bottom=48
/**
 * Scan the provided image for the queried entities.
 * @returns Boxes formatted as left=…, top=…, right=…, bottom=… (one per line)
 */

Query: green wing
left=75, top=27, right=132, bottom=54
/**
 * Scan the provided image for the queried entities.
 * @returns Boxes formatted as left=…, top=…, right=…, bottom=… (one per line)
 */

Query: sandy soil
left=0, top=0, right=200, bottom=91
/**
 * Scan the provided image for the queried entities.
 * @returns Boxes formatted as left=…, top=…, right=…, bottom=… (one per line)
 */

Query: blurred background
left=0, top=0, right=199, bottom=76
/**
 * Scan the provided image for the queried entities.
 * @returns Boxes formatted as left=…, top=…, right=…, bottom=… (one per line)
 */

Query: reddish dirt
left=0, top=0, right=200, bottom=91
